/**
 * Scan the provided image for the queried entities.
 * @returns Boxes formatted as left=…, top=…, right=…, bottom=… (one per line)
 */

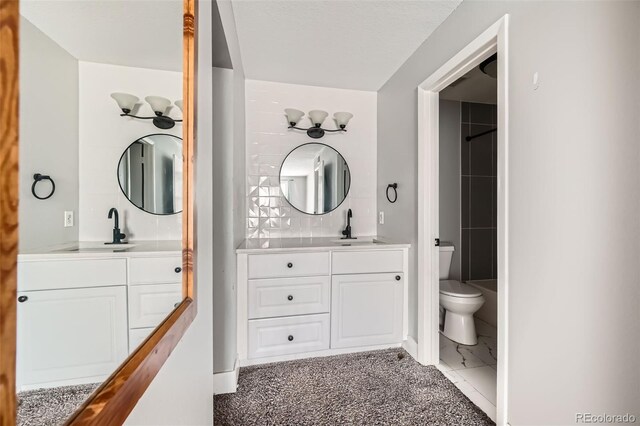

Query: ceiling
left=230, top=0, right=462, bottom=91
left=440, top=63, right=497, bottom=104
left=20, top=0, right=182, bottom=72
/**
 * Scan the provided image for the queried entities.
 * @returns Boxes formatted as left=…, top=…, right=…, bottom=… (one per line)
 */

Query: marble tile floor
left=437, top=318, right=498, bottom=422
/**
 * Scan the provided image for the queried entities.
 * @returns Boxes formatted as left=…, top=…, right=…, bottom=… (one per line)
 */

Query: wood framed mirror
left=0, top=0, right=197, bottom=424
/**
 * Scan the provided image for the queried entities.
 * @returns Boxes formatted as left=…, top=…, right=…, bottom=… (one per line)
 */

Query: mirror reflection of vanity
left=15, top=1, right=186, bottom=423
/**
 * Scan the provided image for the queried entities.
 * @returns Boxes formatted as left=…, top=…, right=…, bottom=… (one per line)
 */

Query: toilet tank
left=439, top=244, right=455, bottom=280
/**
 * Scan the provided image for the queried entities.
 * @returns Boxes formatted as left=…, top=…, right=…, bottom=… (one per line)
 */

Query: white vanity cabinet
left=16, top=242, right=182, bottom=390
left=237, top=239, right=410, bottom=366
left=17, top=286, right=128, bottom=389
left=331, top=273, right=404, bottom=349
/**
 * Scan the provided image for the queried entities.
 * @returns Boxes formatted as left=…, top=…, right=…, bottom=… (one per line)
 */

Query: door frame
left=416, top=15, right=510, bottom=424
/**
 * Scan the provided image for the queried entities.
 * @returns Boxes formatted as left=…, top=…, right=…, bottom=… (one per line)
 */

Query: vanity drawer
left=129, top=256, right=183, bottom=285
left=128, top=283, right=182, bottom=329
left=248, top=313, right=330, bottom=359
left=248, top=276, right=330, bottom=319
left=18, top=259, right=127, bottom=291
left=248, top=252, right=329, bottom=279
left=332, top=250, right=404, bottom=274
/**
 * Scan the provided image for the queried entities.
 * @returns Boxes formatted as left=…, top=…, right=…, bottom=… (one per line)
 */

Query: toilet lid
left=440, top=280, right=482, bottom=298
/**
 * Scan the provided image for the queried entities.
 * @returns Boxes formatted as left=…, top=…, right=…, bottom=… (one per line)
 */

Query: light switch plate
left=64, top=211, right=74, bottom=227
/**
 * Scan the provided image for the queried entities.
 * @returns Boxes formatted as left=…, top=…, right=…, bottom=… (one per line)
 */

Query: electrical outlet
left=64, top=211, right=74, bottom=227
left=379, top=211, right=385, bottom=225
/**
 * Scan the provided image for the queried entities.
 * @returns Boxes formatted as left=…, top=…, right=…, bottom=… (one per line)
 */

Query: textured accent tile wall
left=245, top=80, right=377, bottom=239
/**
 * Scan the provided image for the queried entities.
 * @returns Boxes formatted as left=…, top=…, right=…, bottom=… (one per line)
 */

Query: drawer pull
left=287, top=262, right=293, bottom=268
left=288, top=335, right=294, bottom=342
left=18, top=295, right=28, bottom=303
left=287, top=295, right=294, bottom=301
left=175, top=267, right=182, bottom=273
left=174, top=302, right=180, bottom=308
left=395, top=275, right=401, bottom=281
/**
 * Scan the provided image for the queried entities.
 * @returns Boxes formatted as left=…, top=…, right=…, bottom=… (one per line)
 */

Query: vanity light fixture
left=285, top=108, right=353, bottom=139
left=110, top=92, right=183, bottom=130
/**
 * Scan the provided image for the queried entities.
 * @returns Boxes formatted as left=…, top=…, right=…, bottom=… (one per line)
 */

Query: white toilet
left=439, top=244, right=485, bottom=345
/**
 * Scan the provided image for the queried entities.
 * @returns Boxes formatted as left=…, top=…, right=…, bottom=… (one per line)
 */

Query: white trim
left=402, top=247, right=409, bottom=339
left=213, top=356, right=240, bottom=395
left=401, top=336, right=418, bottom=360
left=416, top=15, right=510, bottom=426
left=236, top=253, right=248, bottom=360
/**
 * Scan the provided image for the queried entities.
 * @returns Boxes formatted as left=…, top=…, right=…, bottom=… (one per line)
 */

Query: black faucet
left=341, top=209, right=355, bottom=240
left=106, top=208, right=127, bottom=244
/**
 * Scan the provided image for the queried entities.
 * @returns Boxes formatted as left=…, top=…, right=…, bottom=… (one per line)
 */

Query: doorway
left=415, top=15, right=509, bottom=425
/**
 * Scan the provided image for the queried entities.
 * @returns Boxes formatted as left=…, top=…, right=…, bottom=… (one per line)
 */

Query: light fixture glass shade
left=285, top=108, right=304, bottom=125
left=174, top=100, right=183, bottom=112
left=145, top=96, right=172, bottom=115
left=308, top=110, right=328, bottom=126
left=110, top=92, right=139, bottom=112
left=333, top=112, right=353, bottom=128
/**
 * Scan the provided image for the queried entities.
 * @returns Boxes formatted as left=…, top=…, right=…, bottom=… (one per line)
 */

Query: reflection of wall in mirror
left=19, top=18, right=79, bottom=251
left=281, top=177, right=307, bottom=211
left=79, top=62, right=182, bottom=241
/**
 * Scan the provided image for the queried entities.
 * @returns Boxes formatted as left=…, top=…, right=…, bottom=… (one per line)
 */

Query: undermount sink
left=59, top=243, right=136, bottom=252
left=330, top=237, right=383, bottom=245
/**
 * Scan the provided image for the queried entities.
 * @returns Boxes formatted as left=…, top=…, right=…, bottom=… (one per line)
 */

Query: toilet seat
left=439, top=280, right=482, bottom=298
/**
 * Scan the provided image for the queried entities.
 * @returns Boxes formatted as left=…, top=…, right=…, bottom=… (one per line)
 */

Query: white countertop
left=19, top=240, right=182, bottom=260
left=236, top=236, right=411, bottom=254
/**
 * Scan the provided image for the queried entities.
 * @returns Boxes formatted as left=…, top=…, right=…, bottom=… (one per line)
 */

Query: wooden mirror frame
left=0, top=0, right=198, bottom=424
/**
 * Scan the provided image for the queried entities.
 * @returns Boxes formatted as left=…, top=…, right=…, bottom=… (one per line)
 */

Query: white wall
left=438, top=100, right=461, bottom=280
left=377, top=1, right=640, bottom=424
left=19, top=17, right=79, bottom=251
left=212, top=0, right=247, bottom=375
left=78, top=61, right=182, bottom=242
left=124, top=1, right=215, bottom=425
left=212, top=66, right=241, bottom=373
left=245, top=80, right=377, bottom=238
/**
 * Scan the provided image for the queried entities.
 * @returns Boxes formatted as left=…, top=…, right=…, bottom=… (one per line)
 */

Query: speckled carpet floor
left=17, top=383, right=99, bottom=426
left=214, top=348, right=494, bottom=426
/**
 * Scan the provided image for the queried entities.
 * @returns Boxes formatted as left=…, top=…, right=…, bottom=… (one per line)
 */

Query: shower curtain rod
left=465, top=127, right=497, bottom=142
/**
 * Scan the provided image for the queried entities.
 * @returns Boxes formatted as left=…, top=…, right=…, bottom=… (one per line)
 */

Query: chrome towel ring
left=31, top=173, right=55, bottom=200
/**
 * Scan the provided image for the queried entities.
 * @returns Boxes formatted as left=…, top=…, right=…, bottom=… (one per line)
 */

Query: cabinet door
left=128, top=283, right=182, bottom=329
left=17, top=286, right=128, bottom=389
left=331, top=273, right=403, bottom=349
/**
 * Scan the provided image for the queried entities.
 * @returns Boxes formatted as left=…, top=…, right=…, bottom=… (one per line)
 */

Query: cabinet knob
left=175, top=267, right=182, bottom=273
left=287, top=262, right=293, bottom=268
left=287, top=295, right=293, bottom=301
left=18, top=295, right=28, bottom=303
left=288, top=335, right=294, bottom=342
left=174, top=302, right=180, bottom=308
left=395, top=275, right=401, bottom=281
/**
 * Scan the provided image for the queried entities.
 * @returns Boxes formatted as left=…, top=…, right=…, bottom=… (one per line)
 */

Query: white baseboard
left=402, top=336, right=418, bottom=360
left=213, top=356, right=240, bottom=395
left=239, top=343, right=402, bottom=367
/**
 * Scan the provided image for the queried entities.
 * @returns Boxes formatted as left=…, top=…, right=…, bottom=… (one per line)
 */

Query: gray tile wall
left=461, top=102, right=497, bottom=281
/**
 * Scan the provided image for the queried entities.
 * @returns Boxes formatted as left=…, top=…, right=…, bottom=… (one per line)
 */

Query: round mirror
left=117, top=134, right=183, bottom=215
left=280, top=143, right=351, bottom=215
